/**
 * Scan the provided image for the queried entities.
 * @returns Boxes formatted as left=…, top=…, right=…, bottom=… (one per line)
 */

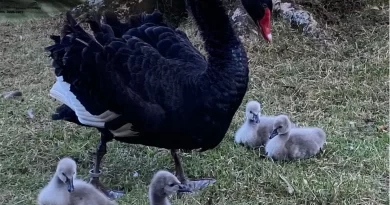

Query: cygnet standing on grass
left=265, top=115, right=326, bottom=161
left=149, top=170, right=191, bottom=205
left=234, top=100, right=277, bottom=148
left=37, top=157, right=116, bottom=205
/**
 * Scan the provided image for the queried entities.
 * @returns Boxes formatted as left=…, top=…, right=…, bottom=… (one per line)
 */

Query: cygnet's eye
left=169, top=183, right=175, bottom=187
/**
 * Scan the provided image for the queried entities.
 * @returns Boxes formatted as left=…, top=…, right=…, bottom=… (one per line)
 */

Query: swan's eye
left=262, top=3, right=268, bottom=8
left=169, top=183, right=175, bottom=187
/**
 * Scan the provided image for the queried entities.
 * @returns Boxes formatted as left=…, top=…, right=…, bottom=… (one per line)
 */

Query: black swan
left=45, top=0, right=249, bottom=198
left=241, top=0, right=273, bottom=42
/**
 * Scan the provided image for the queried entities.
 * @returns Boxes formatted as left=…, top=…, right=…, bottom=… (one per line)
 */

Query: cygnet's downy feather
left=37, top=157, right=116, bottom=205
left=70, top=180, right=117, bottom=205
left=265, top=115, right=326, bottom=161
left=148, top=170, right=191, bottom=205
left=235, top=100, right=295, bottom=148
left=234, top=101, right=262, bottom=148
left=37, top=158, right=76, bottom=205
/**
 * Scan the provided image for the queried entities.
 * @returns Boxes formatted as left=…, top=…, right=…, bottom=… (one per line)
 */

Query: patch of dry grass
left=0, top=4, right=388, bottom=205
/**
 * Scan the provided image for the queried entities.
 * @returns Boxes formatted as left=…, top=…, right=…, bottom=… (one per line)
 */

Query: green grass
left=0, top=0, right=83, bottom=22
left=0, top=4, right=388, bottom=205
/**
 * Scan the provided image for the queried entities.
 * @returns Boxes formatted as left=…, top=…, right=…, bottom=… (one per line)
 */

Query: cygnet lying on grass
left=265, top=115, right=326, bottom=161
left=149, top=170, right=191, bottom=205
left=70, top=179, right=117, bottom=205
left=37, top=157, right=116, bottom=205
left=235, top=100, right=295, bottom=148
left=234, top=101, right=261, bottom=148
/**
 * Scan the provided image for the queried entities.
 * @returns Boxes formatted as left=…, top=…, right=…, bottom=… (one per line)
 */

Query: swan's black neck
left=184, top=0, right=249, bottom=152
left=187, top=0, right=246, bottom=64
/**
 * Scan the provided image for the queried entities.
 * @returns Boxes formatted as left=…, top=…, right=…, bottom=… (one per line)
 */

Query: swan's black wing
left=97, top=24, right=209, bottom=132
left=101, top=10, right=206, bottom=64
left=102, top=10, right=166, bottom=38
left=46, top=12, right=209, bottom=149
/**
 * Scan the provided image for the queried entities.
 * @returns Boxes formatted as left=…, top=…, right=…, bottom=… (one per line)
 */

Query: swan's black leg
left=170, top=149, right=216, bottom=196
left=171, top=149, right=186, bottom=183
left=89, top=130, right=124, bottom=199
left=320, top=147, right=325, bottom=153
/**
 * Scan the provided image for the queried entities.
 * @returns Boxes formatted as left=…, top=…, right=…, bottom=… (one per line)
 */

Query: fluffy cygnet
left=69, top=180, right=117, bottom=205
left=265, top=115, right=326, bottom=161
left=235, top=100, right=278, bottom=148
left=37, top=158, right=76, bottom=205
left=37, top=157, right=116, bottom=205
left=148, top=170, right=191, bottom=205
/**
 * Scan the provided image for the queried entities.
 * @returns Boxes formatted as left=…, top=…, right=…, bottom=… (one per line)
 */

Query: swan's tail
left=51, top=104, right=86, bottom=126
left=46, top=11, right=120, bottom=128
left=46, top=10, right=168, bottom=129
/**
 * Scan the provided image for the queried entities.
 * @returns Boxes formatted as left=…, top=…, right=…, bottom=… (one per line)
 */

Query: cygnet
left=235, top=100, right=291, bottom=148
left=148, top=170, right=191, bottom=205
left=37, top=157, right=116, bottom=205
left=265, top=115, right=326, bottom=161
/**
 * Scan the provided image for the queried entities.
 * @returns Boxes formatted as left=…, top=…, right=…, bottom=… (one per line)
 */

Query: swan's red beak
left=257, top=8, right=272, bottom=43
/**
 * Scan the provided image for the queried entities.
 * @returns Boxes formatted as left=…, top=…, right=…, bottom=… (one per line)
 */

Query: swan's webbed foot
left=170, top=149, right=216, bottom=197
left=179, top=178, right=216, bottom=193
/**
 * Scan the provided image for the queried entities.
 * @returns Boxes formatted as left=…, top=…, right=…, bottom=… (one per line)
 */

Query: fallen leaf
left=377, top=125, right=388, bottom=132
left=303, top=179, right=308, bottom=185
left=27, top=109, right=34, bottom=119
left=369, top=6, right=380, bottom=10
left=3, top=90, right=22, bottom=99
left=364, top=118, right=375, bottom=124
left=279, top=174, right=294, bottom=194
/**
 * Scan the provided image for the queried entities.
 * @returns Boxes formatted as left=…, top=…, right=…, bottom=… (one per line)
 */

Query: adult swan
left=45, top=0, right=249, bottom=198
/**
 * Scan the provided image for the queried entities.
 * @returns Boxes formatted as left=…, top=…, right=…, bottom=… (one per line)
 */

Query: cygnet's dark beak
left=177, top=184, right=192, bottom=193
left=66, top=177, right=74, bottom=193
left=251, top=113, right=260, bottom=124
left=269, top=129, right=278, bottom=139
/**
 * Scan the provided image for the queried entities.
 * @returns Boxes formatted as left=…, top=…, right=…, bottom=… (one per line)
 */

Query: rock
left=226, top=0, right=333, bottom=43
left=229, top=6, right=261, bottom=42
left=272, top=0, right=332, bottom=40
left=65, top=0, right=331, bottom=42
